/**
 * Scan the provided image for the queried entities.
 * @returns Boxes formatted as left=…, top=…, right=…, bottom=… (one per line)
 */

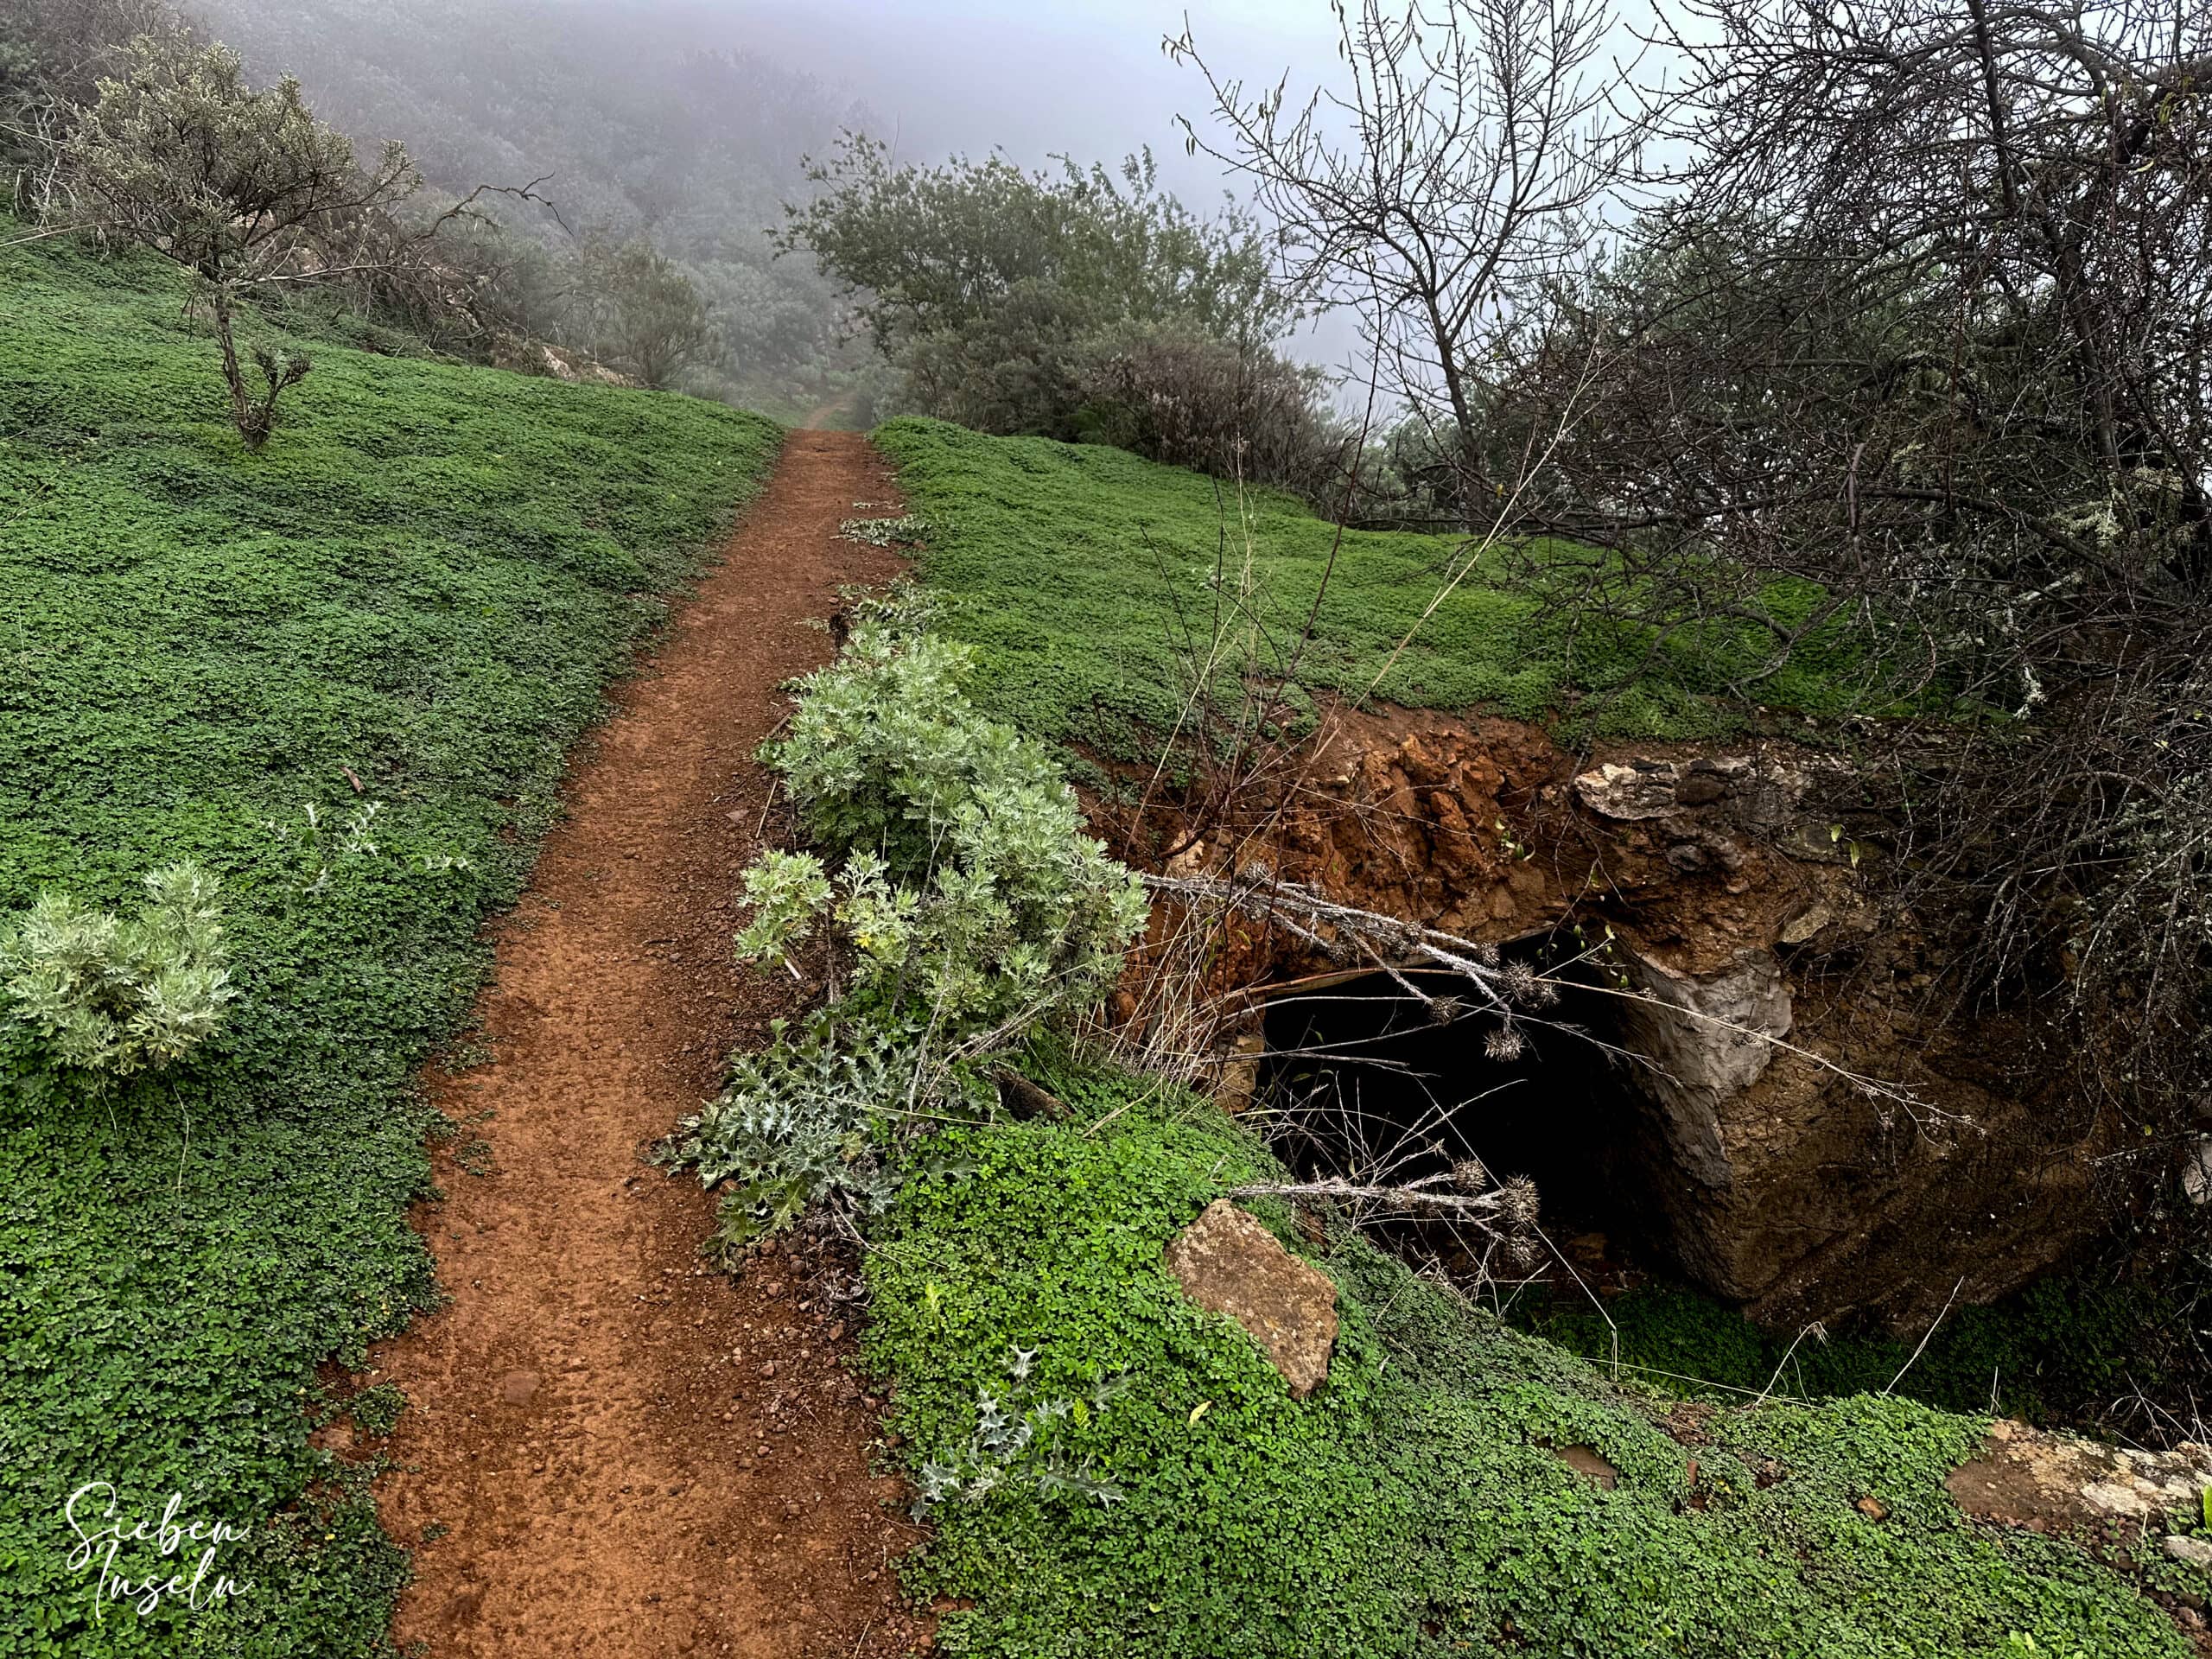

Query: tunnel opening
left=1255, top=963, right=1666, bottom=1279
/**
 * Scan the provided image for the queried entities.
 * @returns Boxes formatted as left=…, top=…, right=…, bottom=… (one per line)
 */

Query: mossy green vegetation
left=1510, top=1277, right=2174, bottom=1430
left=0, top=224, right=780, bottom=1655
left=867, top=1057, right=2192, bottom=1657
left=874, top=417, right=1877, bottom=755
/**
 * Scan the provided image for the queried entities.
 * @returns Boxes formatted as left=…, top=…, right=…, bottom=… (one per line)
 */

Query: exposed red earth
left=359, top=431, right=933, bottom=1657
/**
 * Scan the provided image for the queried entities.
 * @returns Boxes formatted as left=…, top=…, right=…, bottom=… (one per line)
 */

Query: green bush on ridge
left=664, top=588, right=1147, bottom=1261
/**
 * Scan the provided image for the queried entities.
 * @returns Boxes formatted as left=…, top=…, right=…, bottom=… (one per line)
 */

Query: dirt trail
left=365, top=431, right=929, bottom=1658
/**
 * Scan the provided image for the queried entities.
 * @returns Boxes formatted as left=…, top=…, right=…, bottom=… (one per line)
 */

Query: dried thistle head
left=1426, top=994, right=1466, bottom=1027
left=1499, top=1175, right=1541, bottom=1229
left=1451, top=1155, right=1490, bottom=1192
left=1495, top=960, right=1566, bottom=1013
left=1483, top=1024, right=1526, bottom=1063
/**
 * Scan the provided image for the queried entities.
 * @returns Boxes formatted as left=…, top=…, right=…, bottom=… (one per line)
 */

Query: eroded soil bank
left=359, top=432, right=930, bottom=1658
left=1150, top=704, right=2121, bottom=1332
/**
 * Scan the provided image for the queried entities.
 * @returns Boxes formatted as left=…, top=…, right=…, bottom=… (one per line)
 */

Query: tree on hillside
left=578, top=237, right=713, bottom=390
left=60, top=37, right=423, bottom=448
left=775, top=136, right=1344, bottom=491
left=190, top=0, right=874, bottom=410
left=1190, top=0, right=2211, bottom=1195
left=1168, top=0, right=1637, bottom=523
left=0, top=0, right=194, bottom=190
left=1503, top=0, right=2212, bottom=1154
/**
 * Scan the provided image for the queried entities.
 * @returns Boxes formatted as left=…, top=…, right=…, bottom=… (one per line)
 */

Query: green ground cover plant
left=0, top=221, right=779, bottom=1656
left=867, top=1056, right=2196, bottom=1658
left=1508, top=1277, right=2174, bottom=1430
left=873, top=417, right=1878, bottom=758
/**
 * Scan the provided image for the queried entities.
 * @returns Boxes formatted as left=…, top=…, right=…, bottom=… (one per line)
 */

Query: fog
left=643, top=0, right=1371, bottom=374
left=663, top=1, right=1337, bottom=179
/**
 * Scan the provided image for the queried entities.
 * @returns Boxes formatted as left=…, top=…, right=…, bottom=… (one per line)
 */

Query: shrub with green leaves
left=663, top=1027, right=901, bottom=1260
left=670, top=588, right=1147, bottom=1256
left=1, top=861, right=233, bottom=1084
left=740, top=587, right=1147, bottom=1044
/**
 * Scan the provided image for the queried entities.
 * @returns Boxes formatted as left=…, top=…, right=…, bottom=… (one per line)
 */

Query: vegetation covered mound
left=867, top=1057, right=2199, bottom=1658
left=0, top=224, right=779, bottom=1655
left=874, top=417, right=1872, bottom=755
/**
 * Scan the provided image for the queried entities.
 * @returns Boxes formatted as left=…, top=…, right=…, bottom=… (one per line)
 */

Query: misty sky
left=688, top=0, right=1338, bottom=184
left=650, top=0, right=1668, bottom=385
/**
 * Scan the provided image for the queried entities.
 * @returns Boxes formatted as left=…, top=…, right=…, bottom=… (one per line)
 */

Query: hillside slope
left=874, top=416, right=1875, bottom=756
left=0, top=229, right=779, bottom=1655
left=194, top=0, right=868, bottom=416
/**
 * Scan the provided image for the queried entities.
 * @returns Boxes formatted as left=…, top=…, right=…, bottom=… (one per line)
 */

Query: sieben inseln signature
left=63, top=1482, right=252, bottom=1623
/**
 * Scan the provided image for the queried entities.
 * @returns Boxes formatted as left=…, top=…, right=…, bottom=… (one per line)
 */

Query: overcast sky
left=682, top=0, right=1339, bottom=186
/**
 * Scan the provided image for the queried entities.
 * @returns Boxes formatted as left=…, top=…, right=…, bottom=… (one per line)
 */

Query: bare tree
left=1167, top=0, right=1637, bottom=522
left=58, top=38, right=424, bottom=447
left=1485, top=0, right=2212, bottom=1185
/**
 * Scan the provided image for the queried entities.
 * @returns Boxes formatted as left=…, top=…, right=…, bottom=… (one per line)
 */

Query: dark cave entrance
left=1256, top=965, right=1662, bottom=1264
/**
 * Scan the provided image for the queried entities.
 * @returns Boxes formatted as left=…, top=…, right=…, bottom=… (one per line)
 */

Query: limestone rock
left=1165, top=1200, right=1338, bottom=1397
left=2167, top=1535, right=2212, bottom=1570
left=1574, top=761, right=1682, bottom=821
left=2183, top=1136, right=2212, bottom=1205
left=1946, top=1418, right=2212, bottom=1536
left=1612, top=948, right=1793, bottom=1191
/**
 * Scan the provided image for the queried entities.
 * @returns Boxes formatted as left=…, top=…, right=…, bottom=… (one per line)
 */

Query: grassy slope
left=874, top=416, right=1868, bottom=756
left=0, top=230, right=779, bottom=1656
left=870, top=1058, right=2201, bottom=1659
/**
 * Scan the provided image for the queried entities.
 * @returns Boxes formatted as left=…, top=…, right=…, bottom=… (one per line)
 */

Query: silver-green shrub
left=743, top=586, right=1147, bottom=1046
left=1, top=861, right=235, bottom=1084
left=669, top=587, right=1148, bottom=1257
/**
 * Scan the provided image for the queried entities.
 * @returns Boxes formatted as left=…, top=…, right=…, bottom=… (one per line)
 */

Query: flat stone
left=1165, top=1200, right=1338, bottom=1398
left=499, top=1370, right=541, bottom=1406
left=1554, top=1444, right=1619, bottom=1490
left=2167, top=1535, right=2212, bottom=1569
left=1947, top=1418, right=2212, bottom=1535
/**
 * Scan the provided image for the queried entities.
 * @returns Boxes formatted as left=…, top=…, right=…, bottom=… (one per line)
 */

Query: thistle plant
left=1, top=861, right=236, bottom=1084
left=911, top=1345, right=1128, bottom=1519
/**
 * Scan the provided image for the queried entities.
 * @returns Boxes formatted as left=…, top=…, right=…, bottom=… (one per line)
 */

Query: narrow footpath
left=365, top=431, right=930, bottom=1657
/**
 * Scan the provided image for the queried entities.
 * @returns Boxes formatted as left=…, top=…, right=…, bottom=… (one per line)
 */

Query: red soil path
left=364, top=431, right=931, bottom=1657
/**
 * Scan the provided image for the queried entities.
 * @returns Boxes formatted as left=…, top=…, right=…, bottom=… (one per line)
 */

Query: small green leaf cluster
left=0, top=861, right=233, bottom=1084
left=911, top=1344, right=1129, bottom=1520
